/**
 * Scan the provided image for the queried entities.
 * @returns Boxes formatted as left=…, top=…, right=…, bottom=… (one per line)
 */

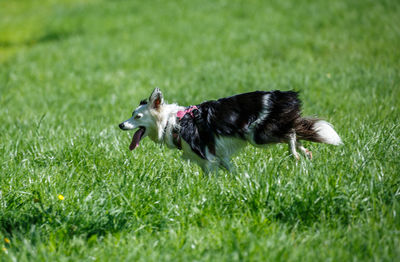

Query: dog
left=119, top=88, right=342, bottom=172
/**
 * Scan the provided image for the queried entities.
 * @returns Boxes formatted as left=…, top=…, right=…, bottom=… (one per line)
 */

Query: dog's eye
left=134, top=114, right=143, bottom=120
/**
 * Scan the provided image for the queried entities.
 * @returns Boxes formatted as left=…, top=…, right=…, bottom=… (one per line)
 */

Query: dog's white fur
left=123, top=102, right=184, bottom=145
left=312, top=120, right=342, bottom=145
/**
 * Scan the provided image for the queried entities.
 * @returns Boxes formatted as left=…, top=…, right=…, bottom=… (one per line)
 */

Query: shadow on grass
left=0, top=30, right=79, bottom=49
left=0, top=195, right=131, bottom=240
left=0, top=209, right=132, bottom=241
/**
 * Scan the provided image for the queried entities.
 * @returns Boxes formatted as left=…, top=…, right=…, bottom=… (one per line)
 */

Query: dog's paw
left=305, top=149, right=313, bottom=160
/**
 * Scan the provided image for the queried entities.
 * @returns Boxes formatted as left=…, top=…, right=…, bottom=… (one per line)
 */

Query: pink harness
left=177, top=106, right=198, bottom=120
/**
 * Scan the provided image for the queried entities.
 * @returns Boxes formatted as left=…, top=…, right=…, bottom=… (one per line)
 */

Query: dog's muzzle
left=119, top=123, right=126, bottom=130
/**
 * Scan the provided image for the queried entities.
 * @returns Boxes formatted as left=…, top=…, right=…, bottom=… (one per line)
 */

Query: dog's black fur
left=179, top=90, right=315, bottom=160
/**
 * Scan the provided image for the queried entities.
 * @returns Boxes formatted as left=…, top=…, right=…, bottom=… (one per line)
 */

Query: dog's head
left=119, top=88, right=164, bottom=150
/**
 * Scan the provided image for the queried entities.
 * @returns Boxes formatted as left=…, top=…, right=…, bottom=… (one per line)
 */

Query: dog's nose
left=119, top=123, right=125, bottom=129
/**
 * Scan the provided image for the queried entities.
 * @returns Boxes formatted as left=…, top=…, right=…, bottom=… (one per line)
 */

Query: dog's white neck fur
left=149, top=103, right=185, bottom=147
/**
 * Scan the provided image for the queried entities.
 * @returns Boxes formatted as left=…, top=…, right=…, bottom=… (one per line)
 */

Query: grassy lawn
left=1, top=0, right=399, bottom=260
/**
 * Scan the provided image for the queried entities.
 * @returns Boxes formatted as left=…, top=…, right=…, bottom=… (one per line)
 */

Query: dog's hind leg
left=288, top=132, right=300, bottom=160
left=296, top=142, right=312, bottom=159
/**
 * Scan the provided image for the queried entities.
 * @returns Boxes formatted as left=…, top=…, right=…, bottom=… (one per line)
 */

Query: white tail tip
left=313, top=120, right=342, bottom=145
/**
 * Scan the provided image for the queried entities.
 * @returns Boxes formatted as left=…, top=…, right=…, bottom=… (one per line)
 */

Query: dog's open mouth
left=129, top=127, right=146, bottom=151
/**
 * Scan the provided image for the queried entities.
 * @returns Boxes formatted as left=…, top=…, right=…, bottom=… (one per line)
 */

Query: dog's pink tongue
left=129, top=128, right=145, bottom=151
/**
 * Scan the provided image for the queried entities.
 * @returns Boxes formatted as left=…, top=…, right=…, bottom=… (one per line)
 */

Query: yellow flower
left=58, top=194, right=65, bottom=200
left=4, top=238, right=10, bottom=244
left=2, top=247, right=7, bottom=254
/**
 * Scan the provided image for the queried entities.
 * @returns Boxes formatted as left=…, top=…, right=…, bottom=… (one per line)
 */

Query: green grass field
left=1, top=0, right=399, bottom=260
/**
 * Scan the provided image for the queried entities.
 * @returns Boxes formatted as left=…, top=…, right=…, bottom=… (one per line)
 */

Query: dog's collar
left=177, top=105, right=198, bottom=120
left=163, top=119, right=182, bottom=150
left=171, top=106, right=198, bottom=150
left=163, top=106, right=198, bottom=151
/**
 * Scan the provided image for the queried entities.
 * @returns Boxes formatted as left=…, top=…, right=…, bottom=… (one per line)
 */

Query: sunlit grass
left=1, top=0, right=399, bottom=261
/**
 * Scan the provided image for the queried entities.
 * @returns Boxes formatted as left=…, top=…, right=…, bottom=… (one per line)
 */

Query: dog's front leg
left=200, top=161, right=220, bottom=174
left=219, top=159, right=232, bottom=172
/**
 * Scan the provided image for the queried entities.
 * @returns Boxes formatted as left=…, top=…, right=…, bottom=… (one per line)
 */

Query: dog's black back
left=179, top=90, right=301, bottom=159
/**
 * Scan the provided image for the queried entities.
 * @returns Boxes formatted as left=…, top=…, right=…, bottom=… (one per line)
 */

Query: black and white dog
left=119, top=88, right=342, bottom=172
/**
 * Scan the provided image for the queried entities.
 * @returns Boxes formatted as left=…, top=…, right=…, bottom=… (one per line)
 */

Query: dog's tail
left=295, top=118, right=342, bottom=145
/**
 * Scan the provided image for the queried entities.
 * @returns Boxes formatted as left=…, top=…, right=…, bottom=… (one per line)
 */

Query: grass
left=0, top=0, right=399, bottom=260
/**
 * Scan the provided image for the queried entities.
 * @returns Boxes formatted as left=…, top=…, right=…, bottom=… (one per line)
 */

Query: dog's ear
left=149, top=88, right=164, bottom=110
